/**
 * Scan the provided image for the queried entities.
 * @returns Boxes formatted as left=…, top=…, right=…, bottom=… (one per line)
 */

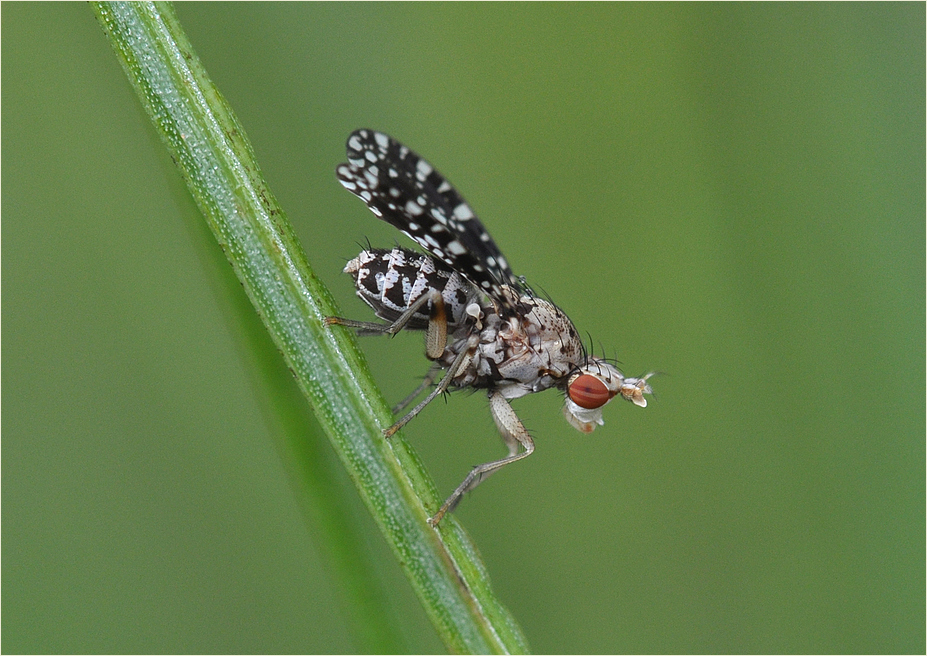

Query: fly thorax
left=464, top=297, right=583, bottom=399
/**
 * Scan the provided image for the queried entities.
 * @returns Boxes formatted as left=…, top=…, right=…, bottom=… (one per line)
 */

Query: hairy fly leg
left=325, top=287, right=448, bottom=354
left=428, top=390, right=536, bottom=526
left=392, top=362, right=444, bottom=415
left=383, top=333, right=478, bottom=439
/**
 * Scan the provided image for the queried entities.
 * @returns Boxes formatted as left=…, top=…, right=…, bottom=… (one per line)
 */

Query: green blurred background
left=4, top=3, right=923, bottom=653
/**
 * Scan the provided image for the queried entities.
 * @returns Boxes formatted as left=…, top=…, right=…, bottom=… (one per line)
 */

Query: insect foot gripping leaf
left=325, top=129, right=654, bottom=526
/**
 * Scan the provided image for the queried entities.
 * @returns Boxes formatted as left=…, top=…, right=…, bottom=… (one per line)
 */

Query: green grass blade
left=90, top=2, right=530, bottom=652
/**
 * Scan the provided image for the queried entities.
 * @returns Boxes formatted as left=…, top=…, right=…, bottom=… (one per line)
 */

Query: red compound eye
left=568, top=374, right=612, bottom=409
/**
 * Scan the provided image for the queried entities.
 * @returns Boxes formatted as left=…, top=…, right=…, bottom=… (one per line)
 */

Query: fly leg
left=383, top=333, right=475, bottom=438
left=329, top=293, right=469, bottom=437
left=428, top=390, right=535, bottom=527
left=324, top=289, right=445, bottom=346
left=393, top=362, right=443, bottom=414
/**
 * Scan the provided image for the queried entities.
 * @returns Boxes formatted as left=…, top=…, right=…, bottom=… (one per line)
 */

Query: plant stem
left=91, top=2, right=530, bottom=653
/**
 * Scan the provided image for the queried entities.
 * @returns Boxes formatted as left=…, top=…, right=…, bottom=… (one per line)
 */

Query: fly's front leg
left=428, top=391, right=535, bottom=527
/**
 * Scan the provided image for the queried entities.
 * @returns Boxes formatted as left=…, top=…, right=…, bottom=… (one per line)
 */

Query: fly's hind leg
left=325, top=289, right=447, bottom=354
left=428, top=390, right=535, bottom=527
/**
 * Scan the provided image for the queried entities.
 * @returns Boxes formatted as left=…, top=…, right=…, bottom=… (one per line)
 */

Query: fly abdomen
left=345, top=247, right=475, bottom=330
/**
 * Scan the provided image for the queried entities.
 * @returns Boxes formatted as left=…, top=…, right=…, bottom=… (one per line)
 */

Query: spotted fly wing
left=336, top=129, right=525, bottom=313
